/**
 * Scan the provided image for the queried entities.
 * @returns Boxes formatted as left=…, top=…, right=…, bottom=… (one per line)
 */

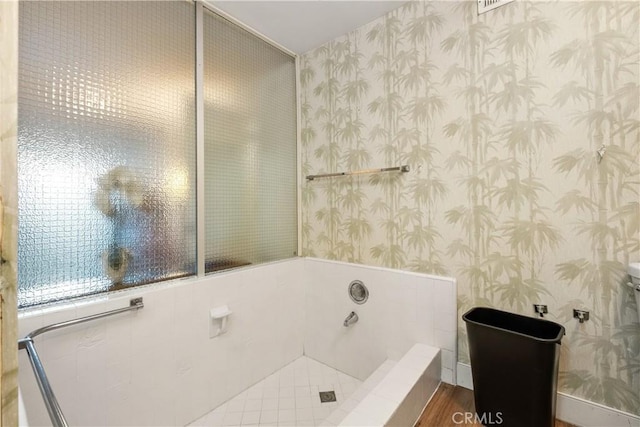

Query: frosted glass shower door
left=18, top=1, right=197, bottom=307
left=203, top=9, right=297, bottom=272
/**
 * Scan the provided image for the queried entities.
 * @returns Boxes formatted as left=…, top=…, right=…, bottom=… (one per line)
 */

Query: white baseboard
left=456, top=362, right=640, bottom=427
left=456, top=361, right=473, bottom=390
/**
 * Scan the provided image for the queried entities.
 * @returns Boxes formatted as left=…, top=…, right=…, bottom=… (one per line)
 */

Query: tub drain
left=319, top=391, right=336, bottom=403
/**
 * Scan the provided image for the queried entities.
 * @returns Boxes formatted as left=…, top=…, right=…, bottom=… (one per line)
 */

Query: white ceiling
left=210, top=1, right=406, bottom=54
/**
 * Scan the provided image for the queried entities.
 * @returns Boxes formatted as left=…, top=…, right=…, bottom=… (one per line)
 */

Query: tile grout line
left=189, top=356, right=362, bottom=427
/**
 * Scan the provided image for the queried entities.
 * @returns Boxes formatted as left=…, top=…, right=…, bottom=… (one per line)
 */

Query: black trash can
left=463, top=307, right=565, bottom=427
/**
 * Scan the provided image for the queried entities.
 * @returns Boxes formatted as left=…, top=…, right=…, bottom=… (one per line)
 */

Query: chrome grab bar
left=20, top=338, right=68, bottom=427
left=21, top=297, right=144, bottom=342
left=18, top=297, right=144, bottom=427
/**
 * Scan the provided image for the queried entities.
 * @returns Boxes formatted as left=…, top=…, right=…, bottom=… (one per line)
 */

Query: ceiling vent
left=478, top=0, right=515, bottom=14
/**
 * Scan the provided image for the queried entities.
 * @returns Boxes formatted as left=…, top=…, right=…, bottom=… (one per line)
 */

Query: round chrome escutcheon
left=348, top=280, right=369, bottom=304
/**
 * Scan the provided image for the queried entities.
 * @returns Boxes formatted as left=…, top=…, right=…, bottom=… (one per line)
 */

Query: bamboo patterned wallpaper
left=300, top=0, right=639, bottom=413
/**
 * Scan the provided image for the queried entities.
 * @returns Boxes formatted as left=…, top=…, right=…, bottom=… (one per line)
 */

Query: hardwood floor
left=415, top=384, right=576, bottom=427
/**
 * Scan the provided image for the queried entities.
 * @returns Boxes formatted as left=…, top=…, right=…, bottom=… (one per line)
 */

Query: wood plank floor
left=415, top=384, right=576, bottom=427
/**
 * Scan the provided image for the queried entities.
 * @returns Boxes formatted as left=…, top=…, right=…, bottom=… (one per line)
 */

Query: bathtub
left=188, top=344, right=441, bottom=427
left=18, top=258, right=456, bottom=426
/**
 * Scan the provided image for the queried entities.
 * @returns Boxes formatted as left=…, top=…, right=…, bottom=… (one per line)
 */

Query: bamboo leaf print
left=301, top=0, right=640, bottom=414
left=553, top=81, right=592, bottom=107
left=556, top=190, right=597, bottom=215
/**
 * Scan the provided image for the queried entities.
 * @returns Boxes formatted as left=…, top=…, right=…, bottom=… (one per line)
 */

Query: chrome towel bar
left=18, top=297, right=144, bottom=427
left=306, top=165, right=409, bottom=181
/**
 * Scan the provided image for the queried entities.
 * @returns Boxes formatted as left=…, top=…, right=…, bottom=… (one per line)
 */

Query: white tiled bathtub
left=18, top=258, right=456, bottom=426
left=19, top=259, right=306, bottom=426
left=188, top=356, right=362, bottom=426
left=304, top=258, right=457, bottom=385
left=188, top=344, right=440, bottom=427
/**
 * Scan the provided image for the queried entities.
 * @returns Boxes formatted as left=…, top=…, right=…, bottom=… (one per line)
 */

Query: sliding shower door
left=17, top=1, right=298, bottom=308
left=18, top=1, right=197, bottom=307
left=203, top=9, right=297, bottom=272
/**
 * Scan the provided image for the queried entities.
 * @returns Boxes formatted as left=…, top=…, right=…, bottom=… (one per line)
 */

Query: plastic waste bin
left=462, top=307, right=565, bottom=427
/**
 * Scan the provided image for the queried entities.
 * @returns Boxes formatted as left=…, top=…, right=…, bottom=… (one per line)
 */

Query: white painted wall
left=303, top=258, right=457, bottom=384
left=18, top=259, right=305, bottom=426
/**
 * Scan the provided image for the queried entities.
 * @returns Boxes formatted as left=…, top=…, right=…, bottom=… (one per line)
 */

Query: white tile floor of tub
left=188, top=356, right=362, bottom=427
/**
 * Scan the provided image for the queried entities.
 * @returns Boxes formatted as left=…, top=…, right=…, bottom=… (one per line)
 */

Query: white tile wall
left=338, top=344, right=441, bottom=427
left=385, top=346, right=441, bottom=427
left=19, top=259, right=306, bottom=427
left=19, top=257, right=457, bottom=426
left=303, top=258, right=457, bottom=383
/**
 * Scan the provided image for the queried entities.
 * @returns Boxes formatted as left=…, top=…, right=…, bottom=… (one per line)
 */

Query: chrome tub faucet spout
left=343, top=311, right=358, bottom=327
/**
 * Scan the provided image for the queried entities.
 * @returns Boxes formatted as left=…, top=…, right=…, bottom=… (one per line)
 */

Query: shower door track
left=17, top=297, right=144, bottom=427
